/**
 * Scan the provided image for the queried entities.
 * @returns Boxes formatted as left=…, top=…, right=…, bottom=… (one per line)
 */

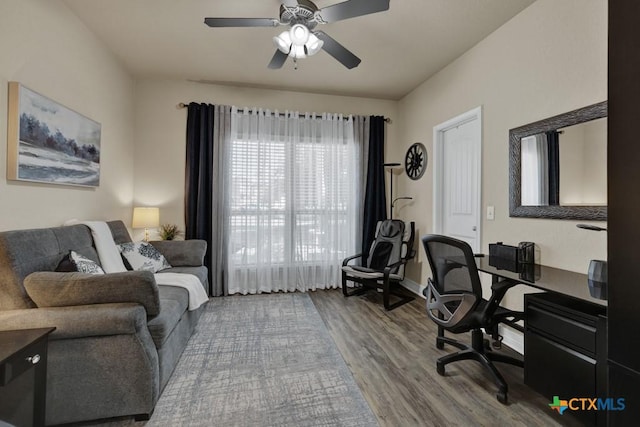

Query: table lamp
left=132, top=207, right=160, bottom=242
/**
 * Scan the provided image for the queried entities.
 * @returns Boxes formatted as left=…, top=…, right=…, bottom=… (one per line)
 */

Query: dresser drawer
left=525, top=331, right=597, bottom=426
left=527, top=304, right=596, bottom=354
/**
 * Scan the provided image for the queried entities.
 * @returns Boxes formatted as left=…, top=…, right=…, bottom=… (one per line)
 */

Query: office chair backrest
left=366, top=220, right=408, bottom=274
left=421, top=234, right=483, bottom=329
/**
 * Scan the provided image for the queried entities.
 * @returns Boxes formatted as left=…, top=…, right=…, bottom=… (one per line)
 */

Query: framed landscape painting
left=7, top=82, right=101, bottom=187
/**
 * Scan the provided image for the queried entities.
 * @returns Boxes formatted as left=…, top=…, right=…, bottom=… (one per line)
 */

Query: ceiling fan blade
left=318, top=0, right=390, bottom=23
left=204, top=18, right=279, bottom=28
left=315, top=31, right=361, bottom=69
left=268, top=50, right=289, bottom=69
left=281, top=0, right=299, bottom=7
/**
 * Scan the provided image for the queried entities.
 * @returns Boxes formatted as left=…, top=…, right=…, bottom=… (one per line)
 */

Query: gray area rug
left=147, top=293, right=378, bottom=427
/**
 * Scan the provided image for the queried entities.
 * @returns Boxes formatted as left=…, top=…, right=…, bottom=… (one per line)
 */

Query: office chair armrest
left=486, top=278, right=521, bottom=315
left=342, top=253, right=363, bottom=266
left=490, top=277, right=520, bottom=293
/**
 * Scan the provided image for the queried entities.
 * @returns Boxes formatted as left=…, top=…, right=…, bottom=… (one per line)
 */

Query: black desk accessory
left=576, top=224, right=608, bottom=298
left=488, top=241, right=536, bottom=271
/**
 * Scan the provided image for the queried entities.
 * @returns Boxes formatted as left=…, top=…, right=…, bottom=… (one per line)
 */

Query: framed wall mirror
left=509, top=101, right=607, bottom=220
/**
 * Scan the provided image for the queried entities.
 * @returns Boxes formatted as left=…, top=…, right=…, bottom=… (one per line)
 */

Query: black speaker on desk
left=488, top=242, right=519, bottom=271
left=587, top=260, right=607, bottom=300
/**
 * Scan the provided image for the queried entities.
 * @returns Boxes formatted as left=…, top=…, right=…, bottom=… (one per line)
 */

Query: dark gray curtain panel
left=546, top=130, right=560, bottom=206
left=185, top=103, right=231, bottom=296
left=361, top=116, right=387, bottom=257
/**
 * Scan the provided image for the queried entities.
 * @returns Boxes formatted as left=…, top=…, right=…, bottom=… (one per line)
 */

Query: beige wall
left=0, top=0, right=135, bottom=231
left=0, top=0, right=607, bottom=304
left=395, top=0, right=607, bottom=310
left=132, top=79, right=398, bottom=240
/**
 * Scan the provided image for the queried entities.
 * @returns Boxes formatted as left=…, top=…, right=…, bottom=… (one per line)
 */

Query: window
left=227, top=109, right=360, bottom=294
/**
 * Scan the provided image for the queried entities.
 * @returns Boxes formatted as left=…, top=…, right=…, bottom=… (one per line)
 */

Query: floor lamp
left=384, top=162, right=413, bottom=219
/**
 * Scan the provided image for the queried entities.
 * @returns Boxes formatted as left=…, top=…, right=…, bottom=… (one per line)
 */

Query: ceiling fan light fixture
left=289, top=24, right=310, bottom=46
left=273, top=31, right=292, bottom=54
left=289, top=44, right=307, bottom=59
left=305, top=33, right=324, bottom=56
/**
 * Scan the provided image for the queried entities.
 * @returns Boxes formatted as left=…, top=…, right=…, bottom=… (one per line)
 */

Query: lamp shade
left=306, top=33, right=324, bottom=56
left=289, top=44, right=307, bottom=59
left=273, top=30, right=292, bottom=54
left=289, top=24, right=310, bottom=46
left=132, top=207, right=160, bottom=228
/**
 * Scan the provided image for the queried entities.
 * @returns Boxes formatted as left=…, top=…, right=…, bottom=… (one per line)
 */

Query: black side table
left=0, top=328, right=55, bottom=427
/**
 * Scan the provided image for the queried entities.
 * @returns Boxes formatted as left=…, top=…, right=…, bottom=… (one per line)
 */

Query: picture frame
left=7, top=82, right=101, bottom=187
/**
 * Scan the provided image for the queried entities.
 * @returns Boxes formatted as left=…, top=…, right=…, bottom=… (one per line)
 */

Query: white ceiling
left=63, top=0, right=535, bottom=100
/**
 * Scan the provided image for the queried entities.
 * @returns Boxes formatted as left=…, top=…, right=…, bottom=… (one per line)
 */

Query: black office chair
left=421, top=234, right=524, bottom=403
left=342, top=219, right=416, bottom=310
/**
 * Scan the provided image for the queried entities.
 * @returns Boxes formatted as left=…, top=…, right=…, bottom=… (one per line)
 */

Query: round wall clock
left=405, top=142, right=427, bottom=180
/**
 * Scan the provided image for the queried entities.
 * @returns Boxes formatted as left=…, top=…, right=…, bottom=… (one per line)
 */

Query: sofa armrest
left=23, top=271, right=160, bottom=316
left=150, top=240, right=207, bottom=267
left=0, top=303, right=148, bottom=340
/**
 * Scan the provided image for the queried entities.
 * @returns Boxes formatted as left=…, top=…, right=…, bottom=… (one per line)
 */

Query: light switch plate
left=487, top=206, right=495, bottom=220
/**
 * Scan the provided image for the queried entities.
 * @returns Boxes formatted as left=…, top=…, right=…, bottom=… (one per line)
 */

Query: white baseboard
left=401, top=278, right=524, bottom=355
left=499, top=326, right=524, bottom=355
left=400, top=278, right=426, bottom=298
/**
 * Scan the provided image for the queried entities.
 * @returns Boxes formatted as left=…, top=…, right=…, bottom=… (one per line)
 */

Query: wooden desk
left=475, top=257, right=606, bottom=427
left=474, top=256, right=606, bottom=306
left=0, top=328, right=55, bottom=427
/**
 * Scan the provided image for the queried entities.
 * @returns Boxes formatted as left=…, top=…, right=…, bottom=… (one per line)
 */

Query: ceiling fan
left=204, top=0, right=390, bottom=70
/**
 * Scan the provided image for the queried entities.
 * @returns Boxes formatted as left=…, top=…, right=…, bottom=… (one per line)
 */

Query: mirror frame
left=509, top=101, right=608, bottom=221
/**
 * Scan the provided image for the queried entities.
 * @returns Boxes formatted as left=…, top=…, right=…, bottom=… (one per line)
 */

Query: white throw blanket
left=67, top=220, right=208, bottom=310
left=66, top=220, right=128, bottom=273
left=154, top=272, right=209, bottom=311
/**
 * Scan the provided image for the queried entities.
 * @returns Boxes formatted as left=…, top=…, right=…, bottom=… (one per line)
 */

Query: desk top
left=475, top=256, right=607, bottom=307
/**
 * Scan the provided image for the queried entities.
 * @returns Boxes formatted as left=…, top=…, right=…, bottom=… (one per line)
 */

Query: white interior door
left=433, top=107, right=482, bottom=251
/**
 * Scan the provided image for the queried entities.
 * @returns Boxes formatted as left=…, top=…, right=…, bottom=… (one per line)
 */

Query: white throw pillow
left=118, top=242, right=172, bottom=273
left=69, top=250, right=105, bottom=275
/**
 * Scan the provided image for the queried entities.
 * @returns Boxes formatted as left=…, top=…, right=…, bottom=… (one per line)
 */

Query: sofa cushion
left=0, top=224, right=98, bottom=310
left=149, top=240, right=207, bottom=267
left=24, top=271, right=160, bottom=316
left=119, top=242, right=171, bottom=273
left=147, top=285, right=189, bottom=348
left=69, top=251, right=106, bottom=274
left=108, top=220, right=133, bottom=245
left=55, top=253, right=77, bottom=272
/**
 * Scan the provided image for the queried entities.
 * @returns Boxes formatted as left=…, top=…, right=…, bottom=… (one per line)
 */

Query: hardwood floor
left=310, top=288, right=580, bottom=427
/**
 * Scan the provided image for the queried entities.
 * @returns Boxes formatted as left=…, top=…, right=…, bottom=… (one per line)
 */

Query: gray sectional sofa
left=0, top=220, right=209, bottom=425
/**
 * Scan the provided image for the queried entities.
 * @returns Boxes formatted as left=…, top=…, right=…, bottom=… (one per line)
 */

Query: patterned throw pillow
left=68, top=250, right=105, bottom=274
left=118, top=242, right=172, bottom=273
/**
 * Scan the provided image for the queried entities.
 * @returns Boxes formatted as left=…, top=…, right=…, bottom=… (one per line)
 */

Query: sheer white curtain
left=226, top=107, right=360, bottom=295
left=521, top=134, right=549, bottom=206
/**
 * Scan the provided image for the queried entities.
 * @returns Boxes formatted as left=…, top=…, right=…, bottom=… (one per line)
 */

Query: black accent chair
left=342, top=220, right=416, bottom=310
left=421, top=234, right=524, bottom=403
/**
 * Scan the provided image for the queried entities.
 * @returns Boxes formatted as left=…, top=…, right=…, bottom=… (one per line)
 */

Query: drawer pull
left=26, top=354, right=41, bottom=365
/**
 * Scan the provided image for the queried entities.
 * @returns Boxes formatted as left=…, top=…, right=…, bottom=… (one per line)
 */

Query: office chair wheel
left=436, top=362, right=445, bottom=376
left=496, top=390, right=507, bottom=404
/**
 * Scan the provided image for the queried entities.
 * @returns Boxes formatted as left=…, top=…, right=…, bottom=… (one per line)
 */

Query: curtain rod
left=177, top=102, right=391, bottom=123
